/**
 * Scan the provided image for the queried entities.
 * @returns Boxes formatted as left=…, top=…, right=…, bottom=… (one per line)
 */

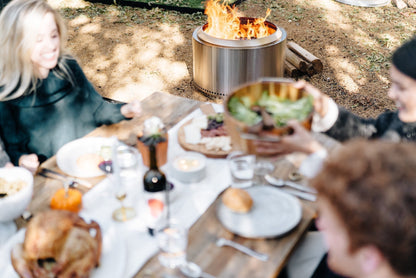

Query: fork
left=216, top=238, right=269, bottom=261
left=39, top=168, right=92, bottom=189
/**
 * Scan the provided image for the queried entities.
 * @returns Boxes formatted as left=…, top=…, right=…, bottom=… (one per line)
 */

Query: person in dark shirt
left=256, top=37, right=416, bottom=278
left=255, top=36, right=416, bottom=157
left=0, top=0, right=142, bottom=172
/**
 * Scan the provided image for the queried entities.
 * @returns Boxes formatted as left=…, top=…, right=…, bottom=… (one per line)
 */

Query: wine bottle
left=143, top=144, right=167, bottom=236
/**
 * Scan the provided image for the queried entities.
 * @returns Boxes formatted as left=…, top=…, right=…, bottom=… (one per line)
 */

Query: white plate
left=217, top=185, right=302, bottom=238
left=0, top=226, right=126, bottom=278
left=56, top=137, right=113, bottom=178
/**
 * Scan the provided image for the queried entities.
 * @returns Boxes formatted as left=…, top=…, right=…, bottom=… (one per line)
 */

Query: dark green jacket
left=326, top=107, right=416, bottom=142
left=0, top=57, right=126, bottom=164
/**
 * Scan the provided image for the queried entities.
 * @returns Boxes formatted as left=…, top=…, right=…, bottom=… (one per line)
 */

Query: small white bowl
left=171, top=152, right=206, bottom=183
left=0, top=167, right=34, bottom=222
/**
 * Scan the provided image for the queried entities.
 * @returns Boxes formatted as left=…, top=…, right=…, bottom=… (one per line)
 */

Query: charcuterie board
left=177, top=104, right=232, bottom=158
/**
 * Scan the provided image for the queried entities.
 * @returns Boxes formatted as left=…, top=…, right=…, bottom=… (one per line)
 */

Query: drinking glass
left=227, top=151, right=255, bottom=188
left=253, top=158, right=275, bottom=185
left=155, top=221, right=188, bottom=269
left=112, top=144, right=140, bottom=222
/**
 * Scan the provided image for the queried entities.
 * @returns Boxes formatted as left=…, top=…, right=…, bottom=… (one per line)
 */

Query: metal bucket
left=192, top=18, right=287, bottom=98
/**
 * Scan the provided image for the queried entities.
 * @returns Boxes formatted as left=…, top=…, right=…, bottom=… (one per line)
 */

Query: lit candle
left=175, top=157, right=201, bottom=171
left=172, top=152, right=207, bottom=183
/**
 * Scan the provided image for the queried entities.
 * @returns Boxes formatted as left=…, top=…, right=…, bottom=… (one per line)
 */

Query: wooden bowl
left=223, top=78, right=314, bottom=155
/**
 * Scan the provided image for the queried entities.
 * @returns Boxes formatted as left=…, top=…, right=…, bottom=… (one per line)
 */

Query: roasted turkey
left=11, top=210, right=102, bottom=278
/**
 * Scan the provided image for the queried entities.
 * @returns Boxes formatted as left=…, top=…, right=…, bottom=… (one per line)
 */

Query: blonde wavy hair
left=0, top=0, right=72, bottom=101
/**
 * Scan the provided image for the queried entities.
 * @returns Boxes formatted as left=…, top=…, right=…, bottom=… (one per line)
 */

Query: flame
left=204, top=0, right=274, bottom=40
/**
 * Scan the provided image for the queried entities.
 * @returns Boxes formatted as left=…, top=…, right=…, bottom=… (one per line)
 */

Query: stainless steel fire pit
left=192, top=18, right=287, bottom=98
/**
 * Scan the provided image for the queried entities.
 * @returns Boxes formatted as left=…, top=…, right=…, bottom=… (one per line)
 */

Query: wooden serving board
left=177, top=119, right=231, bottom=158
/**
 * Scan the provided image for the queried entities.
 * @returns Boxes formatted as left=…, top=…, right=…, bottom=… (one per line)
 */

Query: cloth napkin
left=0, top=221, right=17, bottom=248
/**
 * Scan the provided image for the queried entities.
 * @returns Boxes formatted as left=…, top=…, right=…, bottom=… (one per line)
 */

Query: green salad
left=228, top=91, right=314, bottom=127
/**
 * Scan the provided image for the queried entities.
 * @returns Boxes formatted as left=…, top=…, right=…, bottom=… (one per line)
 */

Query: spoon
left=216, top=238, right=268, bottom=262
left=264, top=174, right=317, bottom=194
left=180, top=261, right=216, bottom=278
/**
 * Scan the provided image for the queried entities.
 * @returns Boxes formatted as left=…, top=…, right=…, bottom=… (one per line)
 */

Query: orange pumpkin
left=50, top=188, right=83, bottom=213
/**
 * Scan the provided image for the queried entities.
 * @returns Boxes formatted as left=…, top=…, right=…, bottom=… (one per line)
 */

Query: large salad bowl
left=224, top=78, right=314, bottom=155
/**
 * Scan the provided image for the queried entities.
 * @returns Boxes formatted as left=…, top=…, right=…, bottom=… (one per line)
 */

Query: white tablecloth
left=0, top=103, right=231, bottom=278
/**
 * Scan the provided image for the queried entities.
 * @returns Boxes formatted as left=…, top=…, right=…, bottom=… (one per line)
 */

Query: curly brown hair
left=311, top=139, right=416, bottom=276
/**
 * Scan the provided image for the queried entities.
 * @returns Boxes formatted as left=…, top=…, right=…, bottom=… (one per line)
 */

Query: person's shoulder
left=378, top=109, right=398, bottom=121
left=59, top=55, right=81, bottom=70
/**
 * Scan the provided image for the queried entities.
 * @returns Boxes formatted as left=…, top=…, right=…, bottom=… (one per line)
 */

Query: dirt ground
left=49, top=0, right=416, bottom=118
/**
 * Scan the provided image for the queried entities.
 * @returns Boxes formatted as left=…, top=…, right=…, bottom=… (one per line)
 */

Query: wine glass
left=111, top=141, right=140, bottom=222
left=155, top=220, right=188, bottom=269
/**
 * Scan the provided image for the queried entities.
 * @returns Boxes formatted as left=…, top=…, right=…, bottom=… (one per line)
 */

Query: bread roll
left=222, top=188, right=253, bottom=213
left=76, top=153, right=103, bottom=174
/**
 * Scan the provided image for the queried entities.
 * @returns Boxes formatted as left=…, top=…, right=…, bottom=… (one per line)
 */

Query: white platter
left=0, top=226, right=126, bottom=278
left=56, top=137, right=113, bottom=178
left=217, top=185, right=302, bottom=238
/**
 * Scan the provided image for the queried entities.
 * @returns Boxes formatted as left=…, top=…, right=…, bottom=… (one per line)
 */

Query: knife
left=280, top=188, right=316, bottom=202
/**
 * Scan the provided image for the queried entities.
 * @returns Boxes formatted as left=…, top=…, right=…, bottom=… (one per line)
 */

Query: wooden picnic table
left=15, top=91, right=338, bottom=278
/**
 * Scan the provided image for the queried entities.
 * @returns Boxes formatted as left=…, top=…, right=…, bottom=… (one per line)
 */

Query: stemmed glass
left=155, top=219, right=215, bottom=277
left=155, top=220, right=188, bottom=269
left=105, top=139, right=139, bottom=222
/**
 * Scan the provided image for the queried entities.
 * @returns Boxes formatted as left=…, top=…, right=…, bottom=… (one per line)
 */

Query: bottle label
left=143, top=191, right=167, bottom=233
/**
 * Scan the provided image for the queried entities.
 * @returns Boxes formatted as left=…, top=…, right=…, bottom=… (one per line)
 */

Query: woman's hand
left=293, top=80, right=330, bottom=118
left=18, top=154, right=39, bottom=174
left=121, top=100, right=142, bottom=118
left=253, top=120, right=324, bottom=156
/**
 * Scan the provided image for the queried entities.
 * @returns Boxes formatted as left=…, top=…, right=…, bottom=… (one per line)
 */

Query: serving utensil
left=216, top=238, right=269, bottom=261
left=265, top=174, right=316, bottom=194
left=279, top=188, right=316, bottom=202
left=239, top=132, right=281, bottom=142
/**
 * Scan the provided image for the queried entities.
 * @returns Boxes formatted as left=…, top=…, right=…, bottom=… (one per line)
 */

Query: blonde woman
left=0, top=0, right=141, bottom=171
